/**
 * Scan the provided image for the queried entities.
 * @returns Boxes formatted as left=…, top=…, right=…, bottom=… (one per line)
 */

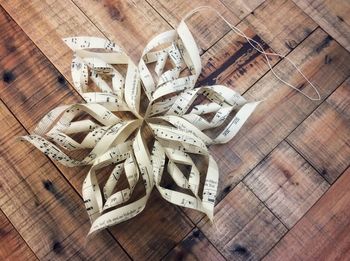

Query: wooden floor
left=0, top=0, right=349, bottom=260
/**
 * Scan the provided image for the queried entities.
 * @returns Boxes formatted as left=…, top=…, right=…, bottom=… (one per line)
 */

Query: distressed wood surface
left=0, top=209, right=37, bottom=260
left=212, top=28, right=350, bottom=202
left=197, top=22, right=280, bottom=95
left=264, top=167, right=350, bottom=260
left=198, top=183, right=288, bottom=260
left=71, top=0, right=171, bottom=61
left=197, top=0, right=318, bottom=94
left=287, top=78, right=350, bottom=184
left=220, top=0, right=265, bottom=20
left=108, top=191, right=193, bottom=260
left=0, top=101, right=130, bottom=260
left=245, top=0, right=318, bottom=54
left=244, top=141, right=329, bottom=228
left=145, top=0, right=237, bottom=51
left=0, top=0, right=349, bottom=260
left=0, top=0, right=105, bottom=82
left=0, top=4, right=194, bottom=260
left=292, top=0, right=350, bottom=52
left=163, top=228, right=226, bottom=261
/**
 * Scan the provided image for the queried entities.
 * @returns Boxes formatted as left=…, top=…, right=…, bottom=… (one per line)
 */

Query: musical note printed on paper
left=20, top=18, right=260, bottom=235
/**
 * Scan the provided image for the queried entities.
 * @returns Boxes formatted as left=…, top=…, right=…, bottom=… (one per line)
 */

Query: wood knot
left=223, top=185, right=231, bottom=194
left=324, top=55, right=332, bottom=64
left=57, top=75, right=66, bottom=85
left=282, top=169, right=292, bottom=179
left=52, top=241, right=63, bottom=254
left=2, top=70, right=15, bottom=83
left=43, top=180, right=54, bottom=192
left=192, top=229, right=200, bottom=238
left=315, top=35, right=333, bottom=53
left=232, top=244, right=249, bottom=256
left=337, top=15, right=344, bottom=22
left=321, top=168, right=328, bottom=177
left=5, top=41, right=16, bottom=52
left=108, top=5, right=124, bottom=21
left=285, top=40, right=297, bottom=50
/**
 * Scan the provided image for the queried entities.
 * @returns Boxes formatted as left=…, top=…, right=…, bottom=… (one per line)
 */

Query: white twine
left=182, top=6, right=321, bottom=101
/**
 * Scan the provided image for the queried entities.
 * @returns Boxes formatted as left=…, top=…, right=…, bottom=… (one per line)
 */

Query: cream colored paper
left=21, top=17, right=263, bottom=234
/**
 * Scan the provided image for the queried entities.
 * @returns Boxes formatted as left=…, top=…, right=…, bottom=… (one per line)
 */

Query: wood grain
left=0, top=2, right=88, bottom=196
left=198, top=183, right=287, bottom=260
left=244, top=141, right=329, bottom=228
left=220, top=0, right=265, bottom=20
left=175, top=7, right=347, bottom=224
left=245, top=0, right=318, bottom=54
left=0, top=101, right=130, bottom=260
left=196, top=0, right=317, bottom=95
left=197, top=22, right=280, bottom=95
left=0, top=5, right=196, bottom=260
left=211, top=28, right=350, bottom=203
left=288, top=78, right=350, bottom=184
left=0, top=5, right=82, bottom=130
left=0, top=0, right=106, bottom=83
left=108, top=191, right=193, bottom=260
left=161, top=228, right=226, bottom=261
left=0, top=3, right=86, bottom=188
left=264, top=167, right=350, bottom=260
left=71, top=0, right=171, bottom=61
left=0, top=0, right=349, bottom=259
left=145, top=0, right=238, bottom=51
left=293, top=0, right=350, bottom=51
left=0, top=209, right=37, bottom=261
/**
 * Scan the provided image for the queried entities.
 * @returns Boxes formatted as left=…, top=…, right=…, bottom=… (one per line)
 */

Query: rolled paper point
left=20, top=6, right=320, bottom=234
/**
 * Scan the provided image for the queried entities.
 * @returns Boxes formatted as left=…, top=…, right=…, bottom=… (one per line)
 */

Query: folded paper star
left=21, top=20, right=259, bottom=234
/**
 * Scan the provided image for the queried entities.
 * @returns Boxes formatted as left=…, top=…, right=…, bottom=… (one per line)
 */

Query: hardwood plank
left=162, top=228, right=225, bottom=261
left=287, top=78, right=350, bottom=183
left=244, top=141, right=329, bottom=228
left=220, top=0, right=265, bottom=20
left=169, top=6, right=344, bottom=225
left=0, top=3, right=86, bottom=189
left=108, top=191, right=193, bottom=260
left=0, top=2, right=87, bottom=190
left=2, top=1, right=346, bottom=257
left=145, top=0, right=238, bottom=51
left=0, top=209, right=37, bottom=261
left=0, top=5, right=82, bottom=130
left=197, top=21, right=280, bottom=94
left=0, top=0, right=105, bottom=85
left=198, top=0, right=317, bottom=96
left=198, top=183, right=287, bottom=260
left=264, top=167, right=350, bottom=260
left=292, top=0, right=350, bottom=51
left=245, top=0, right=318, bottom=54
left=0, top=101, right=130, bottom=260
left=182, top=11, right=293, bottom=222
left=1, top=0, right=315, bottom=228
left=71, top=0, right=171, bottom=61
left=211, top=28, right=350, bottom=203
left=0, top=5, right=194, bottom=259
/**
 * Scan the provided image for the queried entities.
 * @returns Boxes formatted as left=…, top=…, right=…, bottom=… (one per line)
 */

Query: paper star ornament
left=21, top=20, right=259, bottom=234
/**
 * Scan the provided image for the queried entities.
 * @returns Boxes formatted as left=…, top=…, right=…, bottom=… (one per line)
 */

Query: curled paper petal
left=21, top=18, right=260, bottom=234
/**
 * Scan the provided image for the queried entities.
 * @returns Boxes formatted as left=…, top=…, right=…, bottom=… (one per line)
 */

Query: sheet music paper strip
left=20, top=7, right=319, bottom=234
